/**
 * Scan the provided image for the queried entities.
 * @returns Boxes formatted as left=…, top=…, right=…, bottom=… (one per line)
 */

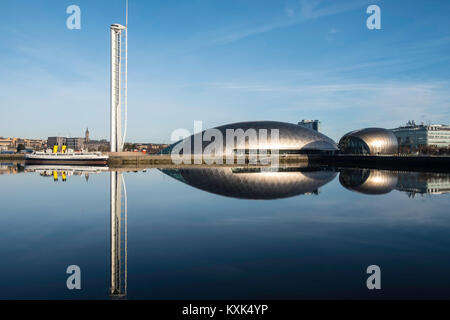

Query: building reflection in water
left=19, top=163, right=450, bottom=298
left=0, top=162, right=25, bottom=175
left=339, top=168, right=450, bottom=197
left=161, top=166, right=337, bottom=199
left=396, top=172, right=450, bottom=196
left=339, top=169, right=398, bottom=195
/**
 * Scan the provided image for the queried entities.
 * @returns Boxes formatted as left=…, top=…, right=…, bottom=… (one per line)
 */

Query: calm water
left=1, top=163, right=450, bottom=299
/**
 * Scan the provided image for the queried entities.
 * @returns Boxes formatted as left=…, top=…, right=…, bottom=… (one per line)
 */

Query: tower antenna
left=122, top=0, right=128, bottom=151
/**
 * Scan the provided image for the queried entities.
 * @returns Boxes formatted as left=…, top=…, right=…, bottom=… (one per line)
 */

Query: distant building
left=66, top=137, right=85, bottom=151
left=48, top=136, right=85, bottom=151
left=393, top=121, right=450, bottom=148
left=21, top=138, right=46, bottom=150
left=0, top=138, right=13, bottom=150
left=47, top=137, right=66, bottom=148
left=85, top=138, right=110, bottom=152
left=0, top=137, right=45, bottom=151
left=148, top=143, right=170, bottom=154
left=298, top=120, right=321, bottom=132
left=48, top=129, right=90, bottom=151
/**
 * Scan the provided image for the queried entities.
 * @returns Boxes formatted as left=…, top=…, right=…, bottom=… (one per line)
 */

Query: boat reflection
left=25, top=164, right=109, bottom=182
left=161, top=166, right=337, bottom=199
left=339, top=168, right=450, bottom=196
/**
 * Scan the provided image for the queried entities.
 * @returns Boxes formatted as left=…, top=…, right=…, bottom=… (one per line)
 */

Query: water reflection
left=0, top=162, right=24, bottom=175
left=26, top=164, right=109, bottom=182
left=339, top=169, right=398, bottom=195
left=23, top=164, right=128, bottom=298
left=161, top=167, right=337, bottom=199
left=6, top=163, right=450, bottom=299
left=110, top=171, right=127, bottom=297
left=20, top=163, right=450, bottom=199
left=339, top=168, right=450, bottom=196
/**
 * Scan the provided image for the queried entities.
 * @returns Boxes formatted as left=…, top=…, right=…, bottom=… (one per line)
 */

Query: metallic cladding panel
left=173, top=121, right=338, bottom=155
left=339, top=127, right=398, bottom=155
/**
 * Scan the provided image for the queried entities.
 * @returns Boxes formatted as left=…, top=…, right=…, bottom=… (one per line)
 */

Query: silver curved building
left=338, top=128, right=398, bottom=155
left=163, top=121, right=338, bottom=155
left=161, top=167, right=337, bottom=199
left=339, top=169, right=398, bottom=195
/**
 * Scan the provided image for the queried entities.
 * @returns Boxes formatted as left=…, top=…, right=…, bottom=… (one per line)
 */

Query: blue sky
left=1, top=0, right=449, bottom=142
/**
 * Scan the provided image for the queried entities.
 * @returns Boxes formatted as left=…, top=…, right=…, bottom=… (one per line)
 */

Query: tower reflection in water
left=110, top=171, right=127, bottom=298
left=24, top=165, right=128, bottom=297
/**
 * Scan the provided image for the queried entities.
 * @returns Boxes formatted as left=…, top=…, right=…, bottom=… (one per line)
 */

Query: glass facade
left=338, top=137, right=370, bottom=155
left=393, top=124, right=450, bottom=148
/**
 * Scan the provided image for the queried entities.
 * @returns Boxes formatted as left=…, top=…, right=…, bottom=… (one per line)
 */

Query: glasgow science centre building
left=161, top=121, right=399, bottom=156
left=338, top=128, right=399, bottom=155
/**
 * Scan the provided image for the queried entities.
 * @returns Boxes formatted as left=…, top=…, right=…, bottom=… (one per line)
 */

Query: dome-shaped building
left=163, top=121, right=338, bottom=155
left=338, top=128, right=398, bottom=155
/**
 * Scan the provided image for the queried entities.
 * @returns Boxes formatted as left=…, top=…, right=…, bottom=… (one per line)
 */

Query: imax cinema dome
left=164, top=121, right=338, bottom=155
left=338, top=128, right=398, bottom=155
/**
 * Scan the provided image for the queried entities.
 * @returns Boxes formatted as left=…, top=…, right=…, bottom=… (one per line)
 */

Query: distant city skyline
left=1, top=0, right=450, bottom=143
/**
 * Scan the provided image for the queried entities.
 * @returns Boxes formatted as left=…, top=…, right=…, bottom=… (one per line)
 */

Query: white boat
left=25, top=164, right=110, bottom=174
left=25, top=150, right=109, bottom=165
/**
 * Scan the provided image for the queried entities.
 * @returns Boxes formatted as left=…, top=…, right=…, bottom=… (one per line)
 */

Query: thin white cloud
left=284, top=7, right=295, bottom=18
left=214, top=0, right=374, bottom=45
left=299, top=0, right=371, bottom=20
left=209, top=81, right=446, bottom=95
left=213, top=21, right=295, bottom=45
left=328, top=28, right=338, bottom=35
left=204, top=80, right=450, bottom=138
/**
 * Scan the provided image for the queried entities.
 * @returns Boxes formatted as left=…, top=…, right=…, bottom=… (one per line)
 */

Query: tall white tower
left=110, top=23, right=127, bottom=152
left=110, top=0, right=128, bottom=153
left=110, top=0, right=128, bottom=299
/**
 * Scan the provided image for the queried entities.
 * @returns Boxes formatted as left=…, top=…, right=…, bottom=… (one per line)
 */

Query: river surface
left=1, top=162, right=450, bottom=299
